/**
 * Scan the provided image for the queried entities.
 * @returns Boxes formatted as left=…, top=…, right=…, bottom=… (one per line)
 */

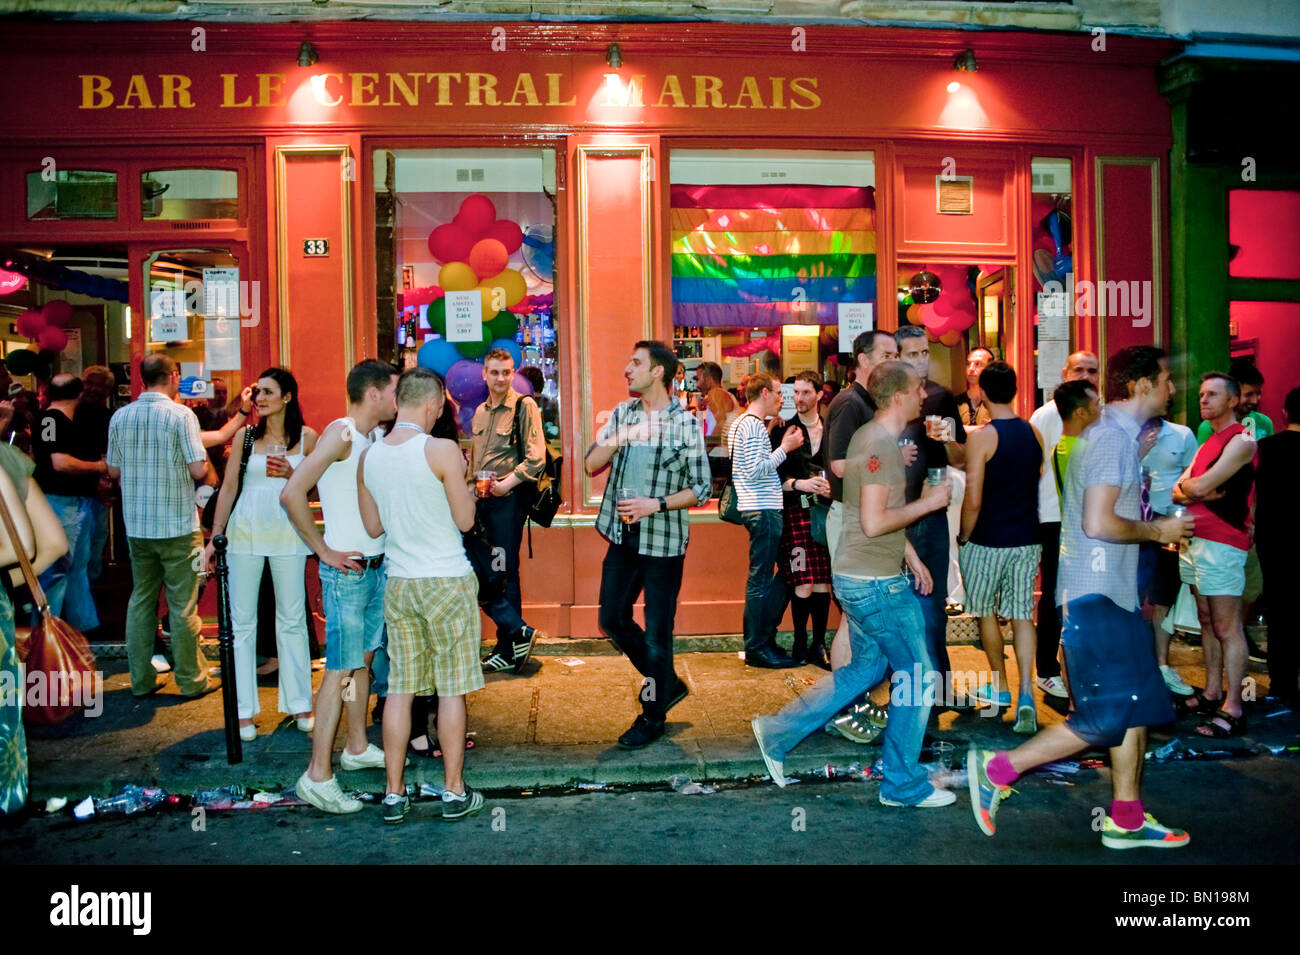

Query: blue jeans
left=85, top=498, right=110, bottom=583
left=906, top=509, right=950, bottom=676
left=757, top=573, right=934, bottom=805
left=36, top=494, right=99, bottom=631
left=741, top=508, right=787, bottom=653
left=319, top=562, right=386, bottom=672
left=477, top=491, right=529, bottom=649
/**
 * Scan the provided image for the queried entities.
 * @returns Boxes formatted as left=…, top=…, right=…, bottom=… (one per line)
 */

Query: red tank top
left=1188, top=422, right=1255, bottom=550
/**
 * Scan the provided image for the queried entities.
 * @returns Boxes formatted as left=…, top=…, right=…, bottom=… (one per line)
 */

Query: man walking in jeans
left=586, top=341, right=711, bottom=749
left=282, top=359, right=399, bottom=815
left=471, top=348, right=548, bottom=675
left=731, top=372, right=805, bottom=668
left=107, top=355, right=218, bottom=699
left=753, top=361, right=954, bottom=808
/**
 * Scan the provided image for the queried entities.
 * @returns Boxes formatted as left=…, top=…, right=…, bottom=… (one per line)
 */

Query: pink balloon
left=930, top=295, right=954, bottom=317
left=485, top=220, right=524, bottom=254
left=15, top=308, right=45, bottom=339
left=38, top=325, right=68, bottom=352
left=455, top=195, right=497, bottom=237
left=428, top=223, right=473, bottom=264
left=42, top=299, right=74, bottom=328
left=948, top=309, right=978, bottom=332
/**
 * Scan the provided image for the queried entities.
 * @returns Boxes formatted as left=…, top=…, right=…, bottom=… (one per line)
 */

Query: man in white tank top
left=281, top=360, right=399, bottom=815
left=358, top=368, right=486, bottom=824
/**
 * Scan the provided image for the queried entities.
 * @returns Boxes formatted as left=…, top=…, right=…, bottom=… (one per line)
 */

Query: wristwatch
left=658, top=495, right=668, bottom=513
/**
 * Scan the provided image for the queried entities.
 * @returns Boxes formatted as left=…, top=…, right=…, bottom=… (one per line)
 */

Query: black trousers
left=597, top=526, right=685, bottom=723
left=1258, top=543, right=1297, bottom=703
left=1035, top=521, right=1062, bottom=680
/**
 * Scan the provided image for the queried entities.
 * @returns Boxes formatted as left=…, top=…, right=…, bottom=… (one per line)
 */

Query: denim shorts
left=320, top=562, right=387, bottom=672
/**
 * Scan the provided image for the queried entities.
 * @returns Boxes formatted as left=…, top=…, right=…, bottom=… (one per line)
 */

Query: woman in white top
left=206, top=368, right=318, bottom=741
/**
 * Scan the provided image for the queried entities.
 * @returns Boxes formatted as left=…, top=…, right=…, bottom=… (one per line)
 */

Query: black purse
left=511, top=395, right=563, bottom=528
left=717, top=481, right=743, bottom=524
left=202, top=426, right=254, bottom=531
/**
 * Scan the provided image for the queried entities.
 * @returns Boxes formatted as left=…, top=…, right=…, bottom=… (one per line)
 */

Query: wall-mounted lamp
left=298, top=41, right=319, bottom=67
left=953, top=49, right=978, bottom=73
left=606, top=43, right=623, bottom=69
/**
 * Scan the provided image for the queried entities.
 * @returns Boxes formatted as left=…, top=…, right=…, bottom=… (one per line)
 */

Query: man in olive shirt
left=753, top=361, right=955, bottom=808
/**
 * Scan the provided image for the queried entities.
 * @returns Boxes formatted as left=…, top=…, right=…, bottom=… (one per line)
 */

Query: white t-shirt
left=1029, top=402, right=1064, bottom=524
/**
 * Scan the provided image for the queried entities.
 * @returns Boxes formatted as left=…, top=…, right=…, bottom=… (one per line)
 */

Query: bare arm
left=201, top=387, right=254, bottom=449
left=356, top=448, right=385, bottom=539
left=1083, top=483, right=1187, bottom=545
left=51, top=453, right=108, bottom=476
left=208, top=426, right=249, bottom=536
left=1176, top=435, right=1254, bottom=501
left=959, top=428, right=992, bottom=540
left=861, top=481, right=950, bottom=539
left=3, top=476, right=69, bottom=586
left=280, top=421, right=362, bottom=571
left=429, top=437, right=477, bottom=533
left=0, top=468, right=36, bottom=568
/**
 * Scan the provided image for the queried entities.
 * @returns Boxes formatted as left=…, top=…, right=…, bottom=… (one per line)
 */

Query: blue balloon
left=490, top=338, right=523, bottom=367
left=417, top=336, right=461, bottom=376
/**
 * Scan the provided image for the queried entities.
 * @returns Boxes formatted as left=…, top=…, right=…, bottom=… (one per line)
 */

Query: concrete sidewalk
left=24, top=638, right=1283, bottom=803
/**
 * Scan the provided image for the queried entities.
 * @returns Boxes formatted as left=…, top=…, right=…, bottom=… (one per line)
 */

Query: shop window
left=142, top=169, right=239, bottom=220
left=143, top=248, right=246, bottom=406
left=374, top=147, right=559, bottom=442
left=1229, top=190, right=1300, bottom=281
left=668, top=148, right=875, bottom=428
left=1029, top=157, right=1074, bottom=405
left=26, top=169, right=118, bottom=220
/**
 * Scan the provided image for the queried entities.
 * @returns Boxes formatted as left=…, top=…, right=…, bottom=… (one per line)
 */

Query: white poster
left=1038, top=340, right=1070, bottom=392
left=837, top=302, right=874, bottom=354
left=445, top=290, right=484, bottom=343
left=1037, top=292, right=1069, bottom=341
left=203, top=267, right=240, bottom=319
left=205, top=318, right=241, bottom=370
left=60, top=328, right=83, bottom=377
left=149, top=288, right=187, bottom=342
left=779, top=383, right=796, bottom=421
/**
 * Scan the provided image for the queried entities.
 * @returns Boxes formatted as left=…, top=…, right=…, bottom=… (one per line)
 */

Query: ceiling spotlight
left=947, top=81, right=961, bottom=93
left=953, top=49, right=978, bottom=73
left=606, top=43, right=623, bottom=69
left=297, top=41, right=318, bottom=67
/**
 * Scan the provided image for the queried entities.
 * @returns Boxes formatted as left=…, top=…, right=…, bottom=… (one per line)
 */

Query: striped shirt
left=107, top=392, right=206, bottom=539
left=595, top=397, right=711, bottom=558
left=729, top=411, right=786, bottom=511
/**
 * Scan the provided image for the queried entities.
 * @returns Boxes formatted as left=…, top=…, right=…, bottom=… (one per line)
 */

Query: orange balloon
left=906, top=304, right=923, bottom=324
left=939, top=330, right=963, bottom=347
left=482, top=268, right=527, bottom=308
left=438, top=261, right=477, bottom=292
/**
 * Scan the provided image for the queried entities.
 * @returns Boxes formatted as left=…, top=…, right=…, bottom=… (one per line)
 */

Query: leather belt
left=359, top=555, right=384, bottom=569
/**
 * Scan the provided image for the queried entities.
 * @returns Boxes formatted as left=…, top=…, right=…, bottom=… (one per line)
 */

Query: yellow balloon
left=483, top=268, right=528, bottom=308
left=438, top=261, right=477, bottom=292
left=471, top=286, right=498, bottom=314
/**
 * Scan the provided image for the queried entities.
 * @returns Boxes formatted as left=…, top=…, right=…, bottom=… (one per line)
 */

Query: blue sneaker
left=967, top=747, right=1012, bottom=836
left=973, top=683, right=1011, bottom=708
left=1013, top=698, right=1037, bottom=734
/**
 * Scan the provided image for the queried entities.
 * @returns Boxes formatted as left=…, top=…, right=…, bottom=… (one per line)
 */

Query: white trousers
left=228, top=552, right=312, bottom=720
left=945, top=466, right=967, bottom=606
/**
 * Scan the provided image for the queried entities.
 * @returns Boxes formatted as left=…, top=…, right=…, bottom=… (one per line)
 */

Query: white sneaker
left=880, top=787, right=957, bottom=808
left=297, top=716, right=315, bottom=733
left=750, top=718, right=786, bottom=788
left=339, top=742, right=387, bottom=771
left=1035, top=675, right=1068, bottom=699
left=150, top=654, right=172, bottom=674
left=240, top=723, right=257, bottom=742
left=1160, top=665, right=1194, bottom=697
left=296, top=772, right=363, bottom=814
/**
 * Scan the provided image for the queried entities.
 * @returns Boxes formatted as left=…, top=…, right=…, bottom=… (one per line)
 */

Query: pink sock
left=1111, top=799, right=1145, bottom=830
left=986, top=752, right=1019, bottom=787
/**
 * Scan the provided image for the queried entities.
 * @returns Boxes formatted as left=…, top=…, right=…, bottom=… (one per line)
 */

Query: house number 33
left=303, top=239, right=330, bottom=256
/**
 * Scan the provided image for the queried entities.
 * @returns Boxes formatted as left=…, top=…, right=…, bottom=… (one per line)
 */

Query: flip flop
left=1196, top=709, right=1246, bottom=739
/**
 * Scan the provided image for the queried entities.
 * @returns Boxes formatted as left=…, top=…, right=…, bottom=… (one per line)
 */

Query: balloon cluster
left=903, top=264, right=979, bottom=347
left=1, top=253, right=128, bottom=303
left=407, top=195, right=537, bottom=434
left=15, top=299, right=74, bottom=353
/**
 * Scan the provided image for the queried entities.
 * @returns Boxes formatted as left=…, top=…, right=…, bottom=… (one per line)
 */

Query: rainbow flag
left=671, top=184, right=876, bottom=328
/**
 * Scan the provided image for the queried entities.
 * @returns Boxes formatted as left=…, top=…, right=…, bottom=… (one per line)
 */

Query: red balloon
left=485, top=219, right=524, bottom=254
left=38, top=325, right=69, bottom=352
left=948, top=309, right=978, bottom=332
left=455, top=194, right=497, bottom=236
left=15, top=308, right=45, bottom=338
left=468, top=239, right=509, bottom=280
left=42, top=299, right=74, bottom=328
left=428, top=223, right=474, bottom=264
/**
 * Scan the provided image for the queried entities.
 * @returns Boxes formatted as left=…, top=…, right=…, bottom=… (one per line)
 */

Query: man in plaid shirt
left=586, top=340, right=711, bottom=749
left=107, top=354, right=218, bottom=699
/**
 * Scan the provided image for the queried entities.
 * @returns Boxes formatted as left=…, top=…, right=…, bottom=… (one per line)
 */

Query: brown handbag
left=0, top=488, right=98, bottom=726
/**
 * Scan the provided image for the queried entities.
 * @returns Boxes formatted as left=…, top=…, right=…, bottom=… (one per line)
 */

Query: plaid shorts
left=958, top=542, right=1041, bottom=620
left=383, top=574, right=485, bottom=698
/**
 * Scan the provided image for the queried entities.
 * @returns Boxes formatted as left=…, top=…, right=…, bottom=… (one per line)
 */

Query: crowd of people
left=0, top=331, right=1294, bottom=843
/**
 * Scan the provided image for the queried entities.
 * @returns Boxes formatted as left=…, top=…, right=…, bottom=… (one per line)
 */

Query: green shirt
left=1197, top=411, right=1272, bottom=445
left=1052, top=434, right=1081, bottom=501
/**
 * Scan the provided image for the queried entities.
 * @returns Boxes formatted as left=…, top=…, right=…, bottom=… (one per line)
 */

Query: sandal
left=432, top=737, right=475, bottom=759
left=1178, top=688, right=1221, bottom=717
left=409, top=735, right=476, bottom=759
left=1196, top=709, right=1246, bottom=739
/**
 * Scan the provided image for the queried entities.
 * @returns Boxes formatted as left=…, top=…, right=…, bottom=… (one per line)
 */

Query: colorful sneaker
left=1101, top=813, right=1190, bottom=850
left=381, top=792, right=410, bottom=824
left=967, top=747, right=1012, bottom=836
left=296, top=772, right=363, bottom=815
left=1013, top=700, right=1037, bottom=735
left=441, top=784, right=486, bottom=821
left=1035, top=675, right=1068, bottom=699
left=1160, top=665, right=1194, bottom=697
left=511, top=627, right=544, bottom=675
left=481, top=651, right=515, bottom=673
left=973, top=684, right=1011, bottom=708
left=826, top=709, right=884, bottom=744
left=751, top=718, right=786, bottom=788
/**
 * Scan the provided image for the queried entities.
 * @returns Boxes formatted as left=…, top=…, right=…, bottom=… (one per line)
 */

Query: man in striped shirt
left=731, top=372, right=805, bottom=668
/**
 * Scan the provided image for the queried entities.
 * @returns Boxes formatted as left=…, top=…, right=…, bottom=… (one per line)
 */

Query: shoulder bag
left=510, top=395, right=563, bottom=529
left=202, top=426, right=255, bottom=531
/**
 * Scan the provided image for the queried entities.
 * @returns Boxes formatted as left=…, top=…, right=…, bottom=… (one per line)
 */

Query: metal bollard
left=212, top=534, right=242, bottom=764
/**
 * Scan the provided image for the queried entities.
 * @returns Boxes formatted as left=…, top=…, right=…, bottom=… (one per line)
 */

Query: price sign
left=837, top=302, right=874, bottom=354
left=444, top=290, right=484, bottom=343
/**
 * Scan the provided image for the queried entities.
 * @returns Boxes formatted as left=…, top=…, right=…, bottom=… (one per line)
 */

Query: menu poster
left=1036, top=292, right=1069, bottom=341
left=149, top=289, right=186, bottom=342
left=1038, top=339, right=1070, bottom=391
left=205, top=318, right=241, bottom=371
left=837, top=302, right=874, bottom=354
left=444, top=290, right=484, bottom=343
left=202, top=267, right=240, bottom=319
